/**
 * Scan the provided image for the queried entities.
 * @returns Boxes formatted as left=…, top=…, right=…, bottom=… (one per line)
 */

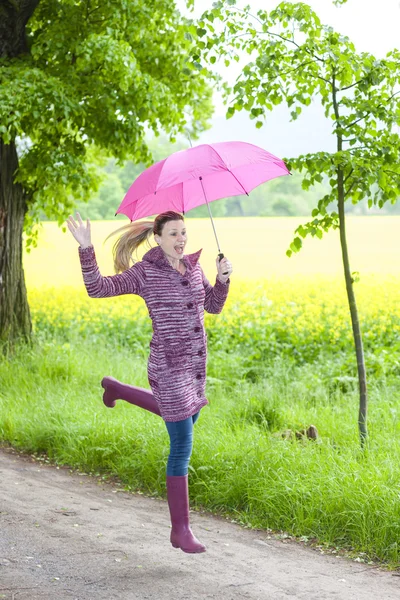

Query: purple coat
left=78, top=245, right=230, bottom=422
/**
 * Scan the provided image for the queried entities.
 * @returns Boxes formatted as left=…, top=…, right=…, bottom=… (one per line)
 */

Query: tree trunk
left=337, top=167, right=368, bottom=446
left=0, top=139, right=32, bottom=346
left=0, top=0, right=40, bottom=346
left=0, top=0, right=40, bottom=58
left=332, top=76, right=368, bottom=446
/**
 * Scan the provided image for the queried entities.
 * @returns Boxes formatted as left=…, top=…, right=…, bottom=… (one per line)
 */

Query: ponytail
left=105, top=221, right=154, bottom=273
left=105, top=210, right=184, bottom=273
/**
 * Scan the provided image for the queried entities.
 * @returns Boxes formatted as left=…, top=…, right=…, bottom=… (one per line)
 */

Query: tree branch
left=225, top=7, right=326, bottom=64
left=345, top=177, right=362, bottom=197
left=384, top=170, right=400, bottom=179
left=316, top=74, right=334, bottom=86
left=387, top=90, right=400, bottom=102
left=344, top=168, right=354, bottom=184
left=223, top=29, right=332, bottom=85
left=87, top=5, right=102, bottom=18
left=347, top=146, right=370, bottom=152
left=343, top=90, right=400, bottom=129
left=347, top=113, right=371, bottom=128
left=331, top=71, right=342, bottom=143
left=339, top=79, right=366, bottom=92
left=256, top=59, right=319, bottom=85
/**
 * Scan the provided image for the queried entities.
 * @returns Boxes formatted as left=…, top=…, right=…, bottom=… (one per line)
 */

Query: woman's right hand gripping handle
left=66, top=212, right=92, bottom=249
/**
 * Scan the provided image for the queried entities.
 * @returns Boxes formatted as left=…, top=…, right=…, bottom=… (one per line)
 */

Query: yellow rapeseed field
left=24, top=216, right=400, bottom=351
left=27, top=272, right=400, bottom=347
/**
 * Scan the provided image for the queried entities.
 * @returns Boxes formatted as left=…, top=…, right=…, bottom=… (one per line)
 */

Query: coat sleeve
left=202, top=268, right=230, bottom=314
left=78, top=245, right=146, bottom=298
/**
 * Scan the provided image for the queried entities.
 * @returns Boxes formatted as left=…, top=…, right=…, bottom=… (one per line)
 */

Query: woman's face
left=156, top=219, right=187, bottom=260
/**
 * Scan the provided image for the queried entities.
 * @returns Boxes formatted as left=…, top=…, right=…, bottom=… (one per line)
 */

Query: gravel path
left=0, top=447, right=398, bottom=600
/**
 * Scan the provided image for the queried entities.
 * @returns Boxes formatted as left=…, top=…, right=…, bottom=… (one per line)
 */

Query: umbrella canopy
left=116, top=141, right=290, bottom=222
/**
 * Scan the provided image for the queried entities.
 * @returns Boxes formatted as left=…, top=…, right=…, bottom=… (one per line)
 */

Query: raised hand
left=66, top=212, right=91, bottom=249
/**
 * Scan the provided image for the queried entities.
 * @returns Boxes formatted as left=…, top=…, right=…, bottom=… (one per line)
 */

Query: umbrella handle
left=218, top=252, right=229, bottom=276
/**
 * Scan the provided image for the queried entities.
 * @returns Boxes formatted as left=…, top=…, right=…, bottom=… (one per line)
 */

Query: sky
left=177, top=0, right=400, bottom=158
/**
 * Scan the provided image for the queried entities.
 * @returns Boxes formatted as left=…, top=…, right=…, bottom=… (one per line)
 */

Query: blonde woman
left=67, top=210, right=232, bottom=554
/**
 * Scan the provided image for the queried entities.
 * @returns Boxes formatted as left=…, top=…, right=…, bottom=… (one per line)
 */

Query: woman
left=67, top=210, right=232, bottom=554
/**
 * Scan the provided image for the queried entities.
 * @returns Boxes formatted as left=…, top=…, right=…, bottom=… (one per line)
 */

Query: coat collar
left=142, top=245, right=202, bottom=272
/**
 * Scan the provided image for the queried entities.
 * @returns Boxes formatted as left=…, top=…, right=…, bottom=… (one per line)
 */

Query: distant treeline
left=67, top=137, right=400, bottom=220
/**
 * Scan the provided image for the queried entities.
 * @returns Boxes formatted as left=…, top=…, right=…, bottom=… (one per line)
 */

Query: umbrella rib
left=206, top=144, right=250, bottom=196
left=228, top=170, right=249, bottom=196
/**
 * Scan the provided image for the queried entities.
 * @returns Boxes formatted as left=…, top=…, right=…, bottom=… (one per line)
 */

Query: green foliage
left=0, top=0, right=213, bottom=234
left=195, top=1, right=400, bottom=246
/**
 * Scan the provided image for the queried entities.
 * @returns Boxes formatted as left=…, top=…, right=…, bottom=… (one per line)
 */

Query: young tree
left=0, top=0, right=212, bottom=344
left=195, top=0, right=400, bottom=444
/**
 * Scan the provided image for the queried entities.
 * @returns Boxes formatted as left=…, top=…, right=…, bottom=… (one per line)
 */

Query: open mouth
left=174, top=245, right=184, bottom=255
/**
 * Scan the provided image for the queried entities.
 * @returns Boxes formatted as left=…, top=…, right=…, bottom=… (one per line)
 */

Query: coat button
left=187, top=302, right=194, bottom=309
left=194, top=326, right=201, bottom=333
left=198, top=350, right=203, bottom=356
left=196, top=373, right=202, bottom=380
left=181, top=280, right=189, bottom=286
left=197, top=392, right=202, bottom=397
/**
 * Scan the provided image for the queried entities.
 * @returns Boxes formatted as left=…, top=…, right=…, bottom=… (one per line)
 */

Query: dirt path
left=0, top=447, right=398, bottom=600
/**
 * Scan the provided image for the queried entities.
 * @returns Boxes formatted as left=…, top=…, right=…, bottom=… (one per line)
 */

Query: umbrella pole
left=199, top=177, right=228, bottom=275
left=199, top=177, right=221, bottom=253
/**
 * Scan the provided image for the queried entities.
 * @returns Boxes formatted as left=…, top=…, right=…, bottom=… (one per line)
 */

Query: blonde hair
left=106, top=211, right=184, bottom=273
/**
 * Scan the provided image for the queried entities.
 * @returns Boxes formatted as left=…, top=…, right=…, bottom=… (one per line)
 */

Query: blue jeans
left=165, top=412, right=200, bottom=476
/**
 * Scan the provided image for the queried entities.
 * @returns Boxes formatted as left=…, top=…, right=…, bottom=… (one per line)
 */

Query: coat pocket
left=163, top=339, right=191, bottom=370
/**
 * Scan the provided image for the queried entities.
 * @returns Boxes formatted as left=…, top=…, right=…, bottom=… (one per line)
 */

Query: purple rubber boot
left=166, top=475, right=206, bottom=554
left=101, top=376, right=161, bottom=416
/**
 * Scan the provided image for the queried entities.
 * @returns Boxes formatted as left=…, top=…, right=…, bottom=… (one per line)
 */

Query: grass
left=2, top=315, right=400, bottom=566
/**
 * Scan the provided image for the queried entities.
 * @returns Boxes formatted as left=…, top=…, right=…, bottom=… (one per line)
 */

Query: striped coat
left=78, top=245, right=230, bottom=421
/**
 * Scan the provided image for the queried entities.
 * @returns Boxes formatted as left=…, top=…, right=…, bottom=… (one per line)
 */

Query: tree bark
left=0, top=0, right=39, bottom=345
left=337, top=169, right=368, bottom=445
left=0, top=0, right=40, bottom=58
left=0, top=139, right=32, bottom=345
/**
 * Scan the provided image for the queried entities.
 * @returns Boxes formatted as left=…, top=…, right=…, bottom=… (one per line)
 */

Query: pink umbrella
left=116, top=141, right=290, bottom=255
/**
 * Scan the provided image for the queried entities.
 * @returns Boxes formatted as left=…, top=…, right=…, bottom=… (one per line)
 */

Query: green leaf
left=297, top=225, right=307, bottom=238
left=293, top=236, right=302, bottom=250
left=378, top=172, right=387, bottom=188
